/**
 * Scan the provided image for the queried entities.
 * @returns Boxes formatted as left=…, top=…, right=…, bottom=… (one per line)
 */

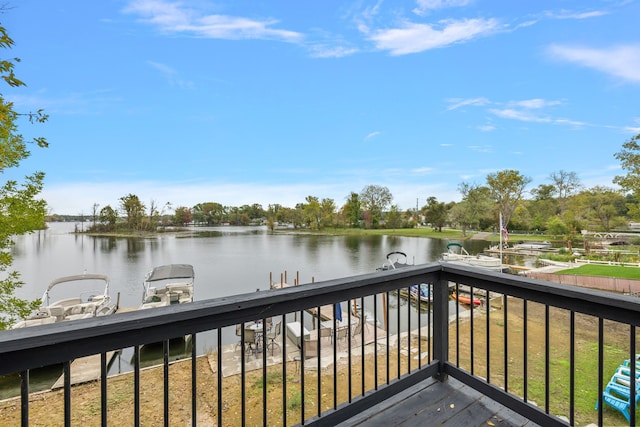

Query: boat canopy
left=146, top=264, right=195, bottom=282
left=46, top=274, right=110, bottom=292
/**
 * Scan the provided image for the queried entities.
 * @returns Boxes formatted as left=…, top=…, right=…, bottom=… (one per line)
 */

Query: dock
left=51, top=351, right=119, bottom=389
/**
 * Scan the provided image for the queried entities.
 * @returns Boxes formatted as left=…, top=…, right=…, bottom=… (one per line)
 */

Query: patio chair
left=235, top=324, right=242, bottom=350
left=336, top=327, right=348, bottom=350
left=320, top=327, right=333, bottom=344
left=243, top=328, right=259, bottom=356
left=266, top=321, right=282, bottom=355
left=353, top=321, right=363, bottom=346
left=303, top=338, right=319, bottom=359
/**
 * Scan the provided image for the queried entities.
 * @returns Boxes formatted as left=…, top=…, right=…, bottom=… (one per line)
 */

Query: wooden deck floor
left=337, top=376, right=540, bottom=427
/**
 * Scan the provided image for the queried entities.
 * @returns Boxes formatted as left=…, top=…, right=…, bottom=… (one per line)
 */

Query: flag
left=335, top=302, right=343, bottom=322
left=502, top=225, right=509, bottom=243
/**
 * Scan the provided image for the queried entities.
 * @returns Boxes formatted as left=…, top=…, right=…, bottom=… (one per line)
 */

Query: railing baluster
left=101, top=352, right=107, bottom=427
left=191, top=333, right=196, bottom=427
left=333, top=302, right=338, bottom=409
left=374, top=292, right=378, bottom=389
left=523, top=299, right=528, bottom=401
left=348, top=299, right=352, bottom=403
left=300, top=309, right=305, bottom=425
left=20, top=370, right=29, bottom=427
left=470, top=284, right=474, bottom=376
left=418, top=286, right=421, bottom=369
left=569, top=311, right=575, bottom=426
left=64, top=360, right=71, bottom=427
left=361, top=295, right=365, bottom=395
left=240, top=323, right=246, bottom=427
left=428, top=285, right=432, bottom=365
left=545, top=305, right=550, bottom=413
left=397, top=292, right=401, bottom=379
left=316, top=306, right=321, bottom=417
left=486, top=289, right=490, bottom=384
left=455, top=282, right=459, bottom=367
left=282, top=314, right=287, bottom=427
left=217, top=330, right=222, bottom=427
left=386, top=290, right=390, bottom=384
left=163, top=339, right=169, bottom=427
left=631, top=325, right=636, bottom=426
left=597, top=317, right=604, bottom=426
left=263, top=317, right=268, bottom=425
left=503, top=295, right=508, bottom=393
left=134, top=346, right=140, bottom=427
left=407, top=286, right=411, bottom=374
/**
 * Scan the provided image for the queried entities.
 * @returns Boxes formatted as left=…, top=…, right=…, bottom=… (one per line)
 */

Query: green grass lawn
left=556, top=264, right=640, bottom=279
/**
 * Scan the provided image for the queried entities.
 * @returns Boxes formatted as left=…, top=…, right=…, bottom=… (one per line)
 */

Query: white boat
left=140, top=264, right=195, bottom=309
left=376, top=251, right=412, bottom=271
left=12, top=273, right=117, bottom=328
left=512, top=241, right=552, bottom=251
left=442, top=243, right=504, bottom=271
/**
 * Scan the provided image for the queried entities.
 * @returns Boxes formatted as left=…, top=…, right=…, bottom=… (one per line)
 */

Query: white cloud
left=413, top=0, right=472, bottom=16
left=123, top=0, right=303, bottom=43
left=309, top=45, right=359, bottom=58
left=147, top=61, right=194, bottom=89
left=410, top=167, right=434, bottom=175
left=547, top=44, right=640, bottom=84
left=365, top=131, right=382, bottom=141
left=368, top=18, right=500, bottom=55
left=510, top=98, right=562, bottom=109
left=478, top=124, right=495, bottom=132
left=545, top=9, right=609, bottom=20
left=489, top=108, right=550, bottom=123
left=445, top=97, right=490, bottom=110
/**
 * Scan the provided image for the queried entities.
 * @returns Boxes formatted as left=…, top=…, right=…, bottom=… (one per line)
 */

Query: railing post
left=432, top=272, right=449, bottom=382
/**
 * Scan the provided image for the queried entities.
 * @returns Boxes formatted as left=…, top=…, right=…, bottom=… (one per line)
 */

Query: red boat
left=452, top=293, right=482, bottom=306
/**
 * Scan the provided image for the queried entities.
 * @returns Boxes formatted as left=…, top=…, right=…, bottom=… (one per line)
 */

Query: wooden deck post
left=432, top=274, right=449, bottom=382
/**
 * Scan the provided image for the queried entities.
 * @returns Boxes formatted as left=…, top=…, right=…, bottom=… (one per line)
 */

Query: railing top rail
left=0, top=263, right=442, bottom=374
left=2, top=262, right=639, bottom=375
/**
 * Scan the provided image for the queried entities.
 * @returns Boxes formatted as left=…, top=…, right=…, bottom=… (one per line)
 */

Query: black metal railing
left=1, top=263, right=639, bottom=426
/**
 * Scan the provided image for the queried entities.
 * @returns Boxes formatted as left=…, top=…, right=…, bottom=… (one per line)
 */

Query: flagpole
left=499, top=212, right=503, bottom=268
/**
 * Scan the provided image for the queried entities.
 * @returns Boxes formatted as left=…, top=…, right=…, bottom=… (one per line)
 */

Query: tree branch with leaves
left=0, top=23, right=48, bottom=329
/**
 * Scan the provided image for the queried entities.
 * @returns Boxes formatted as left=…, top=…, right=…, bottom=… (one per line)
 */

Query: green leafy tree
left=423, top=196, right=449, bottom=232
left=546, top=216, right=569, bottom=239
left=614, top=133, right=640, bottom=195
left=453, top=184, right=492, bottom=235
left=385, top=205, right=402, bottom=229
left=360, top=185, right=393, bottom=228
left=342, top=192, right=362, bottom=228
left=527, top=184, right=559, bottom=231
left=579, top=186, right=626, bottom=231
left=549, top=170, right=581, bottom=214
left=303, top=196, right=321, bottom=229
left=0, top=24, right=48, bottom=329
left=320, top=198, right=336, bottom=228
left=486, top=169, right=532, bottom=227
left=99, top=205, right=117, bottom=230
left=119, top=194, right=146, bottom=230
left=173, top=206, right=193, bottom=225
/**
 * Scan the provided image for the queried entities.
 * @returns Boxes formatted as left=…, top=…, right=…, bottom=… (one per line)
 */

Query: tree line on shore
left=52, top=158, right=640, bottom=239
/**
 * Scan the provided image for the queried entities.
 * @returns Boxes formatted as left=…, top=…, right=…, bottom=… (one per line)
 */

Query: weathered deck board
left=337, top=376, right=538, bottom=427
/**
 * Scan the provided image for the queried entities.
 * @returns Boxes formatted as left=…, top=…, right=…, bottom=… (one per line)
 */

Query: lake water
left=3, top=223, right=503, bottom=397
left=10, top=222, right=494, bottom=307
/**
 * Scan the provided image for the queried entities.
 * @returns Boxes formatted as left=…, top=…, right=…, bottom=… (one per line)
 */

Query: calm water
left=3, top=222, right=500, bottom=397
left=10, top=222, right=494, bottom=307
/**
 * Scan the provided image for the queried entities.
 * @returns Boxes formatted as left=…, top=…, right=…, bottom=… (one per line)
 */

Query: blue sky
left=4, top=0, right=640, bottom=215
